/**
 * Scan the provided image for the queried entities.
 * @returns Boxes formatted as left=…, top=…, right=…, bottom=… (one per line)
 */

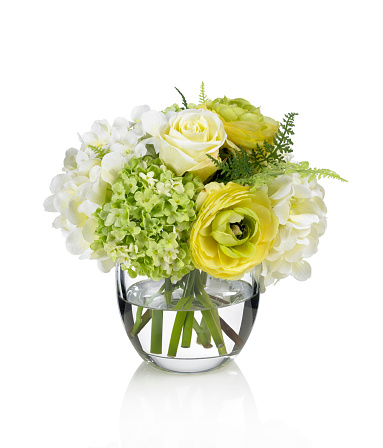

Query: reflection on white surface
left=90, top=444, right=119, bottom=448
left=119, top=362, right=311, bottom=448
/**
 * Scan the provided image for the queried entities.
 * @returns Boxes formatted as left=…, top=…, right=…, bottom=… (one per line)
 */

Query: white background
left=1, top=1, right=382, bottom=447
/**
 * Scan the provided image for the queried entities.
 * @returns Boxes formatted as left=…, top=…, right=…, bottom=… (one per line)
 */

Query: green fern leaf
left=199, top=81, right=208, bottom=103
left=88, top=145, right=109, bottom=158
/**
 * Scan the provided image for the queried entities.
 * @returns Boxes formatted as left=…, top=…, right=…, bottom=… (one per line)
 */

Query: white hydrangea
left=44, top=107, right=153, bottom=272
left=260, top=173, right=327, bottom=292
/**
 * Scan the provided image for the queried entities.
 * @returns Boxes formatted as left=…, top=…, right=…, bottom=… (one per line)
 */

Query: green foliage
left=145, top=143, right=157, bottom=159
left=208, top=111, right=346, bottom=188
left=199, top=81, right=208, bottom=103
left=88, top=144, right=109, bottom=158
left=209, top=112, right=299, bottom=182
left=235, top=161, right=347, bottom=190
left=174, top=87, right=188, bottom=109
left=163, top=103, right=183, bottom=114
left=272, top=112, right=297, bottom=154
left=208, top=146, right=255, bottom=181
left=252, top=112, right=297, bottom=168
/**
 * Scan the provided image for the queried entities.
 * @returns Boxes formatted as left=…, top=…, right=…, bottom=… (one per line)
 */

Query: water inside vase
left=117, top=275, right=259, bottom=372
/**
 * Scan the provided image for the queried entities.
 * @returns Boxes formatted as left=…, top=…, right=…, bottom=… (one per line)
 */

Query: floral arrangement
left=44, top=84, right=345, bottom=361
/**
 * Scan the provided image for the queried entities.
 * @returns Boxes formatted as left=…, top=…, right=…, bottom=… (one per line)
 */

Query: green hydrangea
left=163, top=103, right=197, bottom=114
left=91, top=157, right=203, bottom=281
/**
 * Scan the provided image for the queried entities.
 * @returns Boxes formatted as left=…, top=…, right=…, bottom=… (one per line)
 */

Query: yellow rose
left=190, top=182, right=279, bottom=280
left=159, top=109, right=226, bottom=182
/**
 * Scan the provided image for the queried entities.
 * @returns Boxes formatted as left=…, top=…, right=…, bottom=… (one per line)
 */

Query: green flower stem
left=195, top=272, right=227, bottom=356
left=150, top=310, right=163, bottom=354
left=172, top=294, right=191, bottom=311
left=130, top=309, right=151, bottom=337
left=201, top=271, right=208, bottom=287
left=167, top=311, right=187, bottom=357
left=173, top=270, right=196, bottom=311
left=167, top=297, right=194, bottom=357
left=181, top=311, right=194, bottom=348
left=200, top=309, right=227, bottom=356
left=199, top=316, right=212, bottom=346
left=193, top=318, right=213, bottom=348
left=167, top=270, right=197, bottom=356
left=164, top=278, right=173, bottom=307
left=131, top=306, right=143, bottom=336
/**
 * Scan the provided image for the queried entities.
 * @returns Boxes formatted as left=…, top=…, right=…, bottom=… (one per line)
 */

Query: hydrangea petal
left=43, top=195, right=56, bottom=212
left=82, top=218, right=98, bottom=243
left=65, top=228, right=89, bottom=255
left=260, top=174, right=327, bottom=291
left=101, top=152, right=125, bottom=185
left=292, top=260, right=311, bottom=281
left=131, top=105, right=150, bottom=123
left=141, top=110, right=168, bottom=138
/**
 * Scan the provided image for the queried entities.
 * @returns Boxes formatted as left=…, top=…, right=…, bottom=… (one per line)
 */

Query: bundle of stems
left=130, top=269, right=244, bottom=357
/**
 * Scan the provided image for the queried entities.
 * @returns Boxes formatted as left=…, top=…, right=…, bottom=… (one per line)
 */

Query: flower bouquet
left=44, top=84, right=345, bottom=373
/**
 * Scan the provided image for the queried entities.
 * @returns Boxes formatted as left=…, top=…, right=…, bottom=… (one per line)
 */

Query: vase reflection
left=119, top=362, right=311, bottom=448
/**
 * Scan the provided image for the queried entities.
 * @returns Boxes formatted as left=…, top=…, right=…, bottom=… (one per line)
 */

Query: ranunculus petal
left=191, top=183, right=278, bottom=279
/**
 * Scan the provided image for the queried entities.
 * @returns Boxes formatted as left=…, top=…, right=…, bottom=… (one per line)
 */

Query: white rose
left=159, top=109, right=226, bottom=181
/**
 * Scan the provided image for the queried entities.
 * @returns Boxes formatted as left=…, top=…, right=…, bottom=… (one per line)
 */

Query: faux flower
left=260, top=174, right=327, bottom=291
left=190, top=182, right=279, bottom=280
left=43, top=110, right=154, bottom=271
left=195, top=182, right=224, bottom=211
left=148, top=109, right=226, bottom=181
left=91, top=157, right=204, bottom=281
left=202, top=97, right=279, bottom=150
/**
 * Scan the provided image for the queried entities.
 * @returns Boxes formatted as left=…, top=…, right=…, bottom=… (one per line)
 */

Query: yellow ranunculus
left=199, top=97, right=279, bottom=151
left=159, top=109, right=226, bottom=182
left=190, top=182, right=279, bottom=280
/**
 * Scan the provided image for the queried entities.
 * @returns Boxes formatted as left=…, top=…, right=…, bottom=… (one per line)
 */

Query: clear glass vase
left=116, top=264, right=260, bottom=373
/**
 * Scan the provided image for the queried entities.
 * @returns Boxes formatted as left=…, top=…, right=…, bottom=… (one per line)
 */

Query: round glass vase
left=116, top=264, right=260, bottom=374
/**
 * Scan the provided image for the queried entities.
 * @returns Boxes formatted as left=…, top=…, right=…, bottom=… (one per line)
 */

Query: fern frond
left=283, top=161, right=347, bottom=182
left=174, top=87, right=188, bottom=109
left=199, top=81, right=208, bottom=103
left=250, top=112, right=298, bottom=169
left=88, top=145, right=109, bottom=158
left=208, top=146, right=256, bottom=181
left=273, top=112, right=298, bottom=154
left=235, top=161, right=347, bottom=190
left=209, top=111, right=346, bottom=188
